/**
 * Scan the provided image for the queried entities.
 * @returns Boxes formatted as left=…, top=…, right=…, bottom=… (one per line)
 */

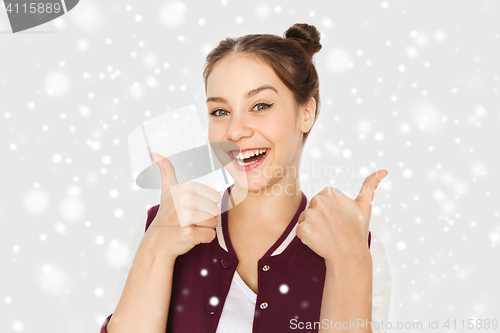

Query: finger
left=179, top=209, right=218, bottom=228
left=322, top=186, right=345, bottom=199
left=297, top=210, right=306, bottom=224
left=308, top=195, right=319, bottom=209
left=309, top=186, right=336, bottom=209
left=192, top=194, right=220, bottom=218
left=190, top=181, right=222, bottom=204
left=354, top=169, right=388, bottom=213
left=191, top=226, right=217, bottom=244
left=191, top=216, right=218, bottom=228
left=149, top=152, right=178, bottom=195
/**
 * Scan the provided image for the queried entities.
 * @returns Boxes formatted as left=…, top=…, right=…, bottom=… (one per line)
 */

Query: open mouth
left=226, top=148, right=270, bottom=167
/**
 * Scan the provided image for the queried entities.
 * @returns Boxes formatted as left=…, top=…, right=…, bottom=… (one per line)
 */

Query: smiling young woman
left=101, top=23, right=392, bottom=333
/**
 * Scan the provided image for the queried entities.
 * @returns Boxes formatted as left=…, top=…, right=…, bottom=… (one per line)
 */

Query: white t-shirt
left=215, top=270, right=257, bottom=332
left=113, top=198, right=392, bottom=333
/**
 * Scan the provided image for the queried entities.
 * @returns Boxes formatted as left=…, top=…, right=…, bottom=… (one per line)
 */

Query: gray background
left=1, top=0, right=499, bottom=332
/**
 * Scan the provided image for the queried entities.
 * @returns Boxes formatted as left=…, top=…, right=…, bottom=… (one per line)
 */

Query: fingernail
left=377, top=171, right=388, bottom=181
left=149, top=153, right=161, bottom=163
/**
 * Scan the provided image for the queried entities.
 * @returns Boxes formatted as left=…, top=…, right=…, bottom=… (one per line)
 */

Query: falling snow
left=1, top=1, right=498, bottom=331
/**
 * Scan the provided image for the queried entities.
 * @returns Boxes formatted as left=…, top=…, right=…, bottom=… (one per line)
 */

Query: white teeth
left=236, top=159, right=258, bottom=167
left=232, top=148, right=267, bottom=164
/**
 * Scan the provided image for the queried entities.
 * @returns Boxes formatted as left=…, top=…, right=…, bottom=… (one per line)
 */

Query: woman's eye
left=210, top=109, right=229, bottom=116
left=209, top=103, right=273, bottom=117
left=253, top=102, right=274, bottom=111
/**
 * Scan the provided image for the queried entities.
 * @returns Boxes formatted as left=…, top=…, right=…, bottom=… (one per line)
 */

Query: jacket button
left=206, top=303, right=218, bottom=315
left=220, top=258, right=232, bottom=269
left=262, top=265, right=270, bottom=271
left=260, top=302, right=268, bottom=309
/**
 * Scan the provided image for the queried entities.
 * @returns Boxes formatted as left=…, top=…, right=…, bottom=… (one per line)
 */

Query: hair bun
left=284, top=23, right=322, bottom=57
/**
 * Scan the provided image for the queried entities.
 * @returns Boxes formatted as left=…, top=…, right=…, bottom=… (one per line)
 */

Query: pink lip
left=226, top=148, right=271, bottom=172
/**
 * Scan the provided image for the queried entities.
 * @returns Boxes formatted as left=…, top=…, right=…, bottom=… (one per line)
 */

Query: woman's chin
left=232, top=177, right=269, bottom=193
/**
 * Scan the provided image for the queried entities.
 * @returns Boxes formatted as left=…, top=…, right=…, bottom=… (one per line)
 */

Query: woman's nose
left=226, top=114, right=253, bottom=141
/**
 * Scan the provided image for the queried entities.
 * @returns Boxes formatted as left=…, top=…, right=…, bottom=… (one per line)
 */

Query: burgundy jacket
left=101, top=185, right=371, bottom=332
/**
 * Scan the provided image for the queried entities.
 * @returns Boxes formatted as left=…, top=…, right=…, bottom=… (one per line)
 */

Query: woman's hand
left=142, top=152, right=222, bottom=261
left=296, top=170, right=388, bottom=267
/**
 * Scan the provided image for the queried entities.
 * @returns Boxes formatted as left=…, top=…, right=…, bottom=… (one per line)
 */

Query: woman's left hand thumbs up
left=296, top=169, right=388, bottom=266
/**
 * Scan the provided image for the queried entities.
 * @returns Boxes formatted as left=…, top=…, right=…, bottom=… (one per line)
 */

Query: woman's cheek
left=256, top=117, right=287, bottom=137
left=208, top=123, right=225, bottom=141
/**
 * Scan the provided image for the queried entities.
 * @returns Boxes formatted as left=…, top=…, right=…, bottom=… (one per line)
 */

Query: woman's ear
left=300, top=97, right=316, bottom=134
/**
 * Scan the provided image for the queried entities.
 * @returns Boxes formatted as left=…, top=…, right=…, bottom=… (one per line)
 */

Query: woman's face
left=206, top=55, right=315, bottom=192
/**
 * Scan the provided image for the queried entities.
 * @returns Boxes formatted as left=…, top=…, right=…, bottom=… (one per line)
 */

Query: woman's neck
left=226, top=178, right=303, bottom=232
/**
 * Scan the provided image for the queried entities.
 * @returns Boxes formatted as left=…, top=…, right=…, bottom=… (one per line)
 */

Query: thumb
left=354, top=169, right=388, bottom=213
left=149, top=152, right=179, bottom=192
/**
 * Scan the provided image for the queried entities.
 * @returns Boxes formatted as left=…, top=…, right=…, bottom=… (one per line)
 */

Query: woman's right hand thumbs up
left=143, top=152, right=222, bottom=260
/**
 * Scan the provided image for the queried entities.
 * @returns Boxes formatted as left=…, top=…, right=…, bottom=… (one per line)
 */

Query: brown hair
left=203, top=23, right=322, bottom=146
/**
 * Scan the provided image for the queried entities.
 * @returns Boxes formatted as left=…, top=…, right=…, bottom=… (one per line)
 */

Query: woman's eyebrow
left=206, top=84, right=279, bottom=103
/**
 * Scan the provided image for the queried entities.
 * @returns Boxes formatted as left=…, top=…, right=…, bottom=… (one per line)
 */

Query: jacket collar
left=215, top=184, right=309, bottom=259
